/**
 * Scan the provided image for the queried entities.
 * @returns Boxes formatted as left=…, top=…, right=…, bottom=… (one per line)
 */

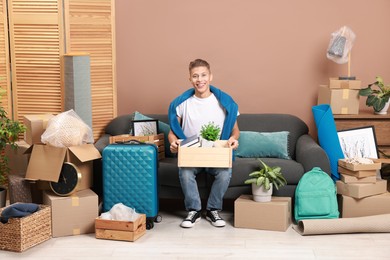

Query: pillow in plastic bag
left=41, top=109, right=94, bottom=147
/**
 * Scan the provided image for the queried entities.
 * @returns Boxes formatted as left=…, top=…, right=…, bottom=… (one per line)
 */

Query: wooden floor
left=1, top=205, right=390, bottom=260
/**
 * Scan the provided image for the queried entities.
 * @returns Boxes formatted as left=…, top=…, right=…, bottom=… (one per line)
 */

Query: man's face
left=189, top=66, right=213, bottom=96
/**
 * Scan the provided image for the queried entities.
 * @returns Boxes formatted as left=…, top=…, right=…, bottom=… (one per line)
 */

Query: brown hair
left=189, top=59, right=210, bottom=73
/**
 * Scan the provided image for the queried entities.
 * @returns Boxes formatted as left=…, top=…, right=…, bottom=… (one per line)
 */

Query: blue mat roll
left=312, top=104, right=344, bottom=180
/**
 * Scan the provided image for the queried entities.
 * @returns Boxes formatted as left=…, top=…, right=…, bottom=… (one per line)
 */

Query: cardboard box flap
left=25, top=145, right=67, bottom=182
left=68, top=144, right=101, bottom=162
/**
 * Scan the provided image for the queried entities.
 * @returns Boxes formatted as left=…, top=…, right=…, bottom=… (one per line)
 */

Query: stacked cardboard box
left=317, top=78, right=362, bottom=114
left=337, top=159, right=390, bottom=217
left=17, top=113, right=102, bottom=237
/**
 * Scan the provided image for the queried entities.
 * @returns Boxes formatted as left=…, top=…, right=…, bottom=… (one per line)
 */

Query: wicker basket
left=0, top=204, right=52, bottom=252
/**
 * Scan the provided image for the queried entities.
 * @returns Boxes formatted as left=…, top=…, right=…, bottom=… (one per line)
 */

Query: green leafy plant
left=244, top=159, right=287, bottom=190
left=359, top=76, right=390, bottom=112
left=200, top=121, right=221, bottom=141
left=0, top=87, right=26, bottom=186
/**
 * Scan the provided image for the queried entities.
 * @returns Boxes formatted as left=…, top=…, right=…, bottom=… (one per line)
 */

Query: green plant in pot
left=244, top=159, right=287, bottom=202
left=359, top=76, right=390, bottom=114
left=199, top=121, right=221, bottom=147
left=0, top=87, right=26, bottom=206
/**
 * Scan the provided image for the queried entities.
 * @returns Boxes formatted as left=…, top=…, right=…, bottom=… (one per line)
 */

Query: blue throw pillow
left=236, top=131, right=290, bottom=159
left=133, top=111, right=173, bottom=158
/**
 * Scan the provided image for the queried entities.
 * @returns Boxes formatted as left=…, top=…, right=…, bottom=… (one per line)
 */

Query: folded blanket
left=1, top=203, right=39, bottom=223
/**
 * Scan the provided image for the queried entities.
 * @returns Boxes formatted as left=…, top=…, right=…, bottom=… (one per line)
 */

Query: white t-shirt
left=176, top=93, right=226, bottom=138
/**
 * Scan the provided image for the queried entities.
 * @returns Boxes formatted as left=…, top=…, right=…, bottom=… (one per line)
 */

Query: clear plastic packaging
left=100, top=203, right=140, bottom=222
left=41, top=109, right=93, bottom=147
left=326, top=26, right=356, bottom=64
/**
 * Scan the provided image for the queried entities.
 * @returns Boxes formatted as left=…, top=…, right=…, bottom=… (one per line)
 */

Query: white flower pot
left=251, top=183, right=273, bottom=202
left=374, top=100, right=390, bottom=115
left=201, top=138, right=214, bottom=147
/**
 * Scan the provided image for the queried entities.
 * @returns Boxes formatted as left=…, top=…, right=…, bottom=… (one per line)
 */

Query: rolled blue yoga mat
left=312, top=104, right=344, bottom=180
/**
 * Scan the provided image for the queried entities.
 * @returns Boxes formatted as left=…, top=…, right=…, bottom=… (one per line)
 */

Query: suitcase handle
left=112, top=139, right=160, bottom=167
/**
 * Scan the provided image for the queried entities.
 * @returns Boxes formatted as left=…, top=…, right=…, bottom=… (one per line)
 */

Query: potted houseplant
left=359, top=76, right=390, bottom=115
left=199, top=121, right=221, bottom=147
left=0, top=87, right=26, bottom=207
left=244, top=159, right=287, bottom=202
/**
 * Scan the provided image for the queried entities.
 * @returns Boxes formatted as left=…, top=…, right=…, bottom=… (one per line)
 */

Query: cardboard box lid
left=68, top=144, right=101, bottom=162
left=25, top=145, right=67, bottom=182
left=25, top=144, right=101, bottom=182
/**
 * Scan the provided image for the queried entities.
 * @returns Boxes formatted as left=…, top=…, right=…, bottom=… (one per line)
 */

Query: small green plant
left=244, top=159, right=287, bottom=190
left=359, top=76, right=390, bottom=112
left=200, top=121, right=221, bottom=141
left=0, top=87, right=26, bottom=186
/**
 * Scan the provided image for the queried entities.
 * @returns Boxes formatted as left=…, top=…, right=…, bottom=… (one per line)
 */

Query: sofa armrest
left=94, top=134, right=110, bottom=154
left=296, top=134, right=331, bottom=176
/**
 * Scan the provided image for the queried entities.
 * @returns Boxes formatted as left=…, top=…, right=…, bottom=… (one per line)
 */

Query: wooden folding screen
left=3, top=0, right=116, bottom=141
left=0, top=0, right=11, bottom=114
left=7, top=0, right=64, bottom=122
left=63, top=0, right=117, bottom=140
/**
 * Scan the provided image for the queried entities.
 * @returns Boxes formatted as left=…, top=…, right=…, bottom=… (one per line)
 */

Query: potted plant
left=0, top=87, right=26, bottom=207
left=359, top=76, right=390, bottom=115
left=244, top=159, right=287, bottom=202
left=199, top=121, right=221, bottom=147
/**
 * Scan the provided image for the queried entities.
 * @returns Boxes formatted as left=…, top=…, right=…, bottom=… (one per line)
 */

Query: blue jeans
left=178, top=167, right=232, bottom=211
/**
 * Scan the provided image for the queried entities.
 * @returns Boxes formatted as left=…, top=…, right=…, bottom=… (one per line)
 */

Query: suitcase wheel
left=146, top=218, right=155, bottom=230
left=155, top=215, right=162, bottom=223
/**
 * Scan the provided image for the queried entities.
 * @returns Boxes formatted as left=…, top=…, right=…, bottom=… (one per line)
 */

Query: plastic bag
left=41, top=109, right=94, bottom=147
left=100, top=203, right=140, bottom=222
left=326, top=26, right=356, bottom=64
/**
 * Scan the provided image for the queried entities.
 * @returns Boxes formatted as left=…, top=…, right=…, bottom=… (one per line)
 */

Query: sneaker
left=180, top=210, right=201, bottom=228
left=206, top=210, right=226, bottom=227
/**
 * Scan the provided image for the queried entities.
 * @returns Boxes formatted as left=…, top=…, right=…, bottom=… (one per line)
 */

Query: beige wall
left=115, top=0, right=390, bottom=136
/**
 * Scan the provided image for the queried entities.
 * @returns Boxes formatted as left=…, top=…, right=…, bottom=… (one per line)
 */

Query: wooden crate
left=95, top=214, right=146, bottom=242
left=338, top=159, right=382, bottom=171
left=178, top=146, right=232, bottom=168
left=109, top=133, right=165, bottom=160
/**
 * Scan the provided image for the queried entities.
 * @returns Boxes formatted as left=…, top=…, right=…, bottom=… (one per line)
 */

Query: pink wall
left=115, top=0, right=390, bottom=136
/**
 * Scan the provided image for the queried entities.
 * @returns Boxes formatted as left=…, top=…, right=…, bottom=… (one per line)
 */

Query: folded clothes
left=0, top=203, right=39, bottom=223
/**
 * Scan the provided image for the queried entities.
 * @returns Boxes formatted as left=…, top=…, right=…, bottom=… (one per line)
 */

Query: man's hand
left=227, top=137, right=239, bottom=150
left=170, top=140, right=181, bottom=153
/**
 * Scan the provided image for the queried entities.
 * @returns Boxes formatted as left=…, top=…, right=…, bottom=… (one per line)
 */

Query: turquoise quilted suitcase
left=102, top=141, right=160, bottom=229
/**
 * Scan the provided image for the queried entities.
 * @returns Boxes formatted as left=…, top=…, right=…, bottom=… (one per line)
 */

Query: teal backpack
left=294, top=167, right=339, bottom=222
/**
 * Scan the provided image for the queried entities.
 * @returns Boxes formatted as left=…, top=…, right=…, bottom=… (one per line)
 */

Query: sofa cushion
left=236, top=131, right=290, bottom=159
left=105, top=114, right=134, bottom=136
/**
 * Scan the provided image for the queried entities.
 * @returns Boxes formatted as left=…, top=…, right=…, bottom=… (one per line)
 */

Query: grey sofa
left=94, top=113, right=331, bottom=201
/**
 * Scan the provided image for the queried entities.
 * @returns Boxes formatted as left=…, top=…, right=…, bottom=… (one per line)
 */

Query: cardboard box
left=338, top=159, right=382, bottom=171
left=43, top=189, right=98, bottom=237
left=25, top=143, right=101, bottom=191
left=338, top=166, right=377, bottom=178
left=336, top=179, right=387, bottom=199
left=95, top=214, right=146, bottom=242
left=23, top=114, right=54, bottom=145
left=329, top=78, right=362, bottom=89
left=338, top=193, right=390, bottom=218
left=178, top=146, right=232, bottom=168
left=234, top=195, right=291, bottom=232
left=317, top=85, right=359, bottom=114
left=340, top=173, right=376, bottom=184
left=5, top=140, right=31, bottom=177
left=0, top=204, right=51, bottom=252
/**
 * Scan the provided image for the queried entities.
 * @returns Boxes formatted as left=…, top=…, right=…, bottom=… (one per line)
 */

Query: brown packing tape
left=342, top=89, right=349, bottom=99
left=71, top=196, right=79, bottom=207
left=72, top=228, right=81, bottom=235
left=341, top=107, right=348, bottom=114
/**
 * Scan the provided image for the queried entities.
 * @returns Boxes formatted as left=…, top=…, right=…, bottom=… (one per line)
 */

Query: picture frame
left=337, top=126, right=379, bottom=159
left=131, top=119, right=159, bottom=136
